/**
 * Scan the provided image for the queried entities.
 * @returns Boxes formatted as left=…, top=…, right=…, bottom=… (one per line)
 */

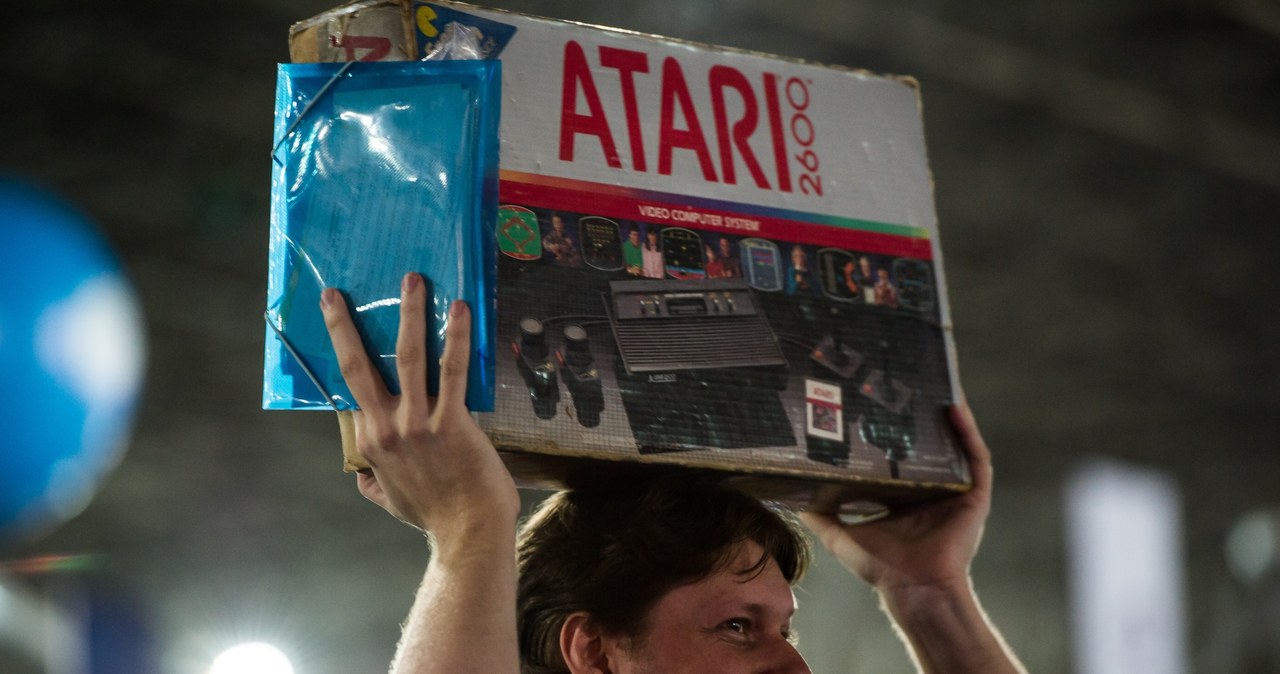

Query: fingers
left=435, top=299, right=472, bottom=417
left=798, top=511, right=859, bottom=564
left=321, top=288, right=391, bottom=410
left=395, top=273, right=429, bottom=412
left=949, top=400, right=993, bottom=493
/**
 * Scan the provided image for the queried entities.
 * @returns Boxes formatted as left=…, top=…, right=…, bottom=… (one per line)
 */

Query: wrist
left=428, top=501, right=518, bottom=551
left=415, top=470, right=521, bottom=544
left=877, top=579, right=1028, bottom=674
left=877, top=577, right=977, bottom=624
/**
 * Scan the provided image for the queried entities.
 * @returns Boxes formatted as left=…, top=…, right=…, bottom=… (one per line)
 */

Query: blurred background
left=3, top=0, right=1279, bottom=672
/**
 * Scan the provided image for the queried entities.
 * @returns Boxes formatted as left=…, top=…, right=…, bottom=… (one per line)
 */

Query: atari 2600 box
left=283, top=0, right=970, bottom=513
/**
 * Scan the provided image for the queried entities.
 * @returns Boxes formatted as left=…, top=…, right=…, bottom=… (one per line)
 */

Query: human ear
left=560, top=612, right=615, bottom=674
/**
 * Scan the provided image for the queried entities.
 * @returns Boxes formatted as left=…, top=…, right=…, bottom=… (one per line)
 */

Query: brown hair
left=516, top=473, right=811, bottom=674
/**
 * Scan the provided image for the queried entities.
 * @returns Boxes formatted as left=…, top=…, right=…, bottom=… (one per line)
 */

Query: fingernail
left=450, top=300, right=465, bottom=317
left=402, top=272, right=420, bottom=293
left=320, top=288, right=336, bottom=310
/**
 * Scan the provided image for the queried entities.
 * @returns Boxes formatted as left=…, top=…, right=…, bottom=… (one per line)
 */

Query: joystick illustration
left=513, top=317, right=559, bottom=419
left=810, top=329, right=862, bottom=380
left=857, top=339, right=916, bottom=477
left=801, top=320, right=918, bottom=476
left=557, top=324, right=604, bottom=427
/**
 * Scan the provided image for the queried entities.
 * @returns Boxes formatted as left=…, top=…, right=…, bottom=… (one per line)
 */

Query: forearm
left=391, top=522, right=520, bottom=674
left=880, top=580, right=1027, bottom=674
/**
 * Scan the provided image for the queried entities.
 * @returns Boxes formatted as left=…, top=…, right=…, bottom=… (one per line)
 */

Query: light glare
left=210, top=642, right=295, bottom=674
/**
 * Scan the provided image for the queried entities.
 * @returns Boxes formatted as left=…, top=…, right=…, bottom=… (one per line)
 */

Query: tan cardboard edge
left=436, top=0, right=915, bottom=83
left=289, top=0, right=415, bottom=64
left=486, top=432, right=969, bottom=495
left=289, top=0, right=393, bottom=34
left=335, top=411, right=962, bottom=512
left=337, top=410, right=367, bottom=472
left=495, top=449, right=963, bottom=515
left=293, top=0, right=922, bottom=88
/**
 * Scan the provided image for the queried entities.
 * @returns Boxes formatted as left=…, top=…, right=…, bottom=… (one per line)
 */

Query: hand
left=800, top=401, right=993, bottom=595
left=321, top=273, right=520, bottom=542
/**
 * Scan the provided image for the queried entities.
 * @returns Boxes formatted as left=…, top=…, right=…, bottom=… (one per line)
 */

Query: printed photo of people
left=817, top=249, right=862, bottom=302
left=641, top=226, right=664, bottom=278
left=703, top=243, right=726, bottom=278
left=853, top=254, right=876, bottom=303
left=873, top=264, right=900, bottom=308
left=832, top=252, right=899, bottom=308
left=699, top=234, right=741, bottom=279
left=714, top=235, right=741, bottom=278
left=541, top=211, right=582, bottom=268
left=839, top=258, right=861, bottom=299
left=785, top=244, right=818, bottom=296
left=621, top=223, right=644, bottom=275
left=831, top=253, right=900, bottom=309
left=524, top=208, right=931, bottom=317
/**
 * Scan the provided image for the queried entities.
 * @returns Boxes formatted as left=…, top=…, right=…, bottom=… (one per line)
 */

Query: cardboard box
left=287, top=0, right=969, bottom=512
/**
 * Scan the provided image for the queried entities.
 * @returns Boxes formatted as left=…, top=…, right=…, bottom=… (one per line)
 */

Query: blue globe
left=0, top=179, right=146, bottom=542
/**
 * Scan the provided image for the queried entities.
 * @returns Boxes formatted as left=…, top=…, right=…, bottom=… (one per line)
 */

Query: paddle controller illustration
left=513, top=317, right=559, bottom=420
left=513, top=318, right=604, bottom=427
left=557, top=324, right=604, bottom=428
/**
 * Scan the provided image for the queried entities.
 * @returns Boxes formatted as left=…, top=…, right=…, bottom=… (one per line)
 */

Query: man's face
left=630, top=230, right=641, bottom=245
left=612, top=541, right=809, bottom=674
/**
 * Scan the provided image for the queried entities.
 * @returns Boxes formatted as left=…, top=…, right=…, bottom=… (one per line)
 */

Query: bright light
left=210, top=642, right=295, bottom=674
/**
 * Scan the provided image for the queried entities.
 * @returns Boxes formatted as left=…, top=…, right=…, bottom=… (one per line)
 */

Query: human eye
left=720, top=618, right=752, bottom=636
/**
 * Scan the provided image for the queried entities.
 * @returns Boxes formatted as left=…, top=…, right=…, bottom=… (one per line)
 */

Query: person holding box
left=319, top=271, right=1026, bottom=674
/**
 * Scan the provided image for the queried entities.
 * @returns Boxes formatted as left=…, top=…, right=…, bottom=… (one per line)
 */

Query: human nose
left=785, top=643, right=812, bottom=674
left=760, top=638, right=810, bottom=674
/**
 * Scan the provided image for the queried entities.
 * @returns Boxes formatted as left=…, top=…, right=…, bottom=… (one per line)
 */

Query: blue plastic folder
left=264, top=60, right=500, bottom=412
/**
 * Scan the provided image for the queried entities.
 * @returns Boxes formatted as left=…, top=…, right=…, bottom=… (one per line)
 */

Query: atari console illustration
left=605, top=278, right=794, bottom=452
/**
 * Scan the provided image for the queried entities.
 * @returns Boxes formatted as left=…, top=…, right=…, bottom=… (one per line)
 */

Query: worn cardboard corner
left=289, top=0, right=415, bottom=63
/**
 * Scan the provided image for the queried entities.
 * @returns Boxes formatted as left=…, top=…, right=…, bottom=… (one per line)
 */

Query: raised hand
left=320, top=273, right=519, bottom=542
left=800, top=402, right=992, bottom=594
